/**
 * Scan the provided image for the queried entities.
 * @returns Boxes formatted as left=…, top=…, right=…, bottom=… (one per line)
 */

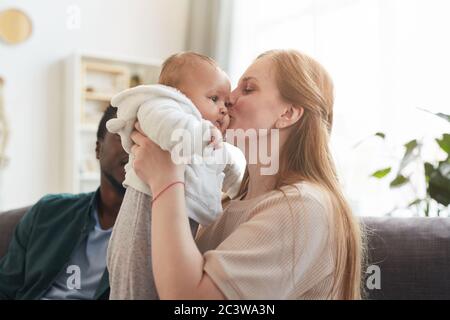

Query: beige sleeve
left=202, top=192, right=333, bottom=299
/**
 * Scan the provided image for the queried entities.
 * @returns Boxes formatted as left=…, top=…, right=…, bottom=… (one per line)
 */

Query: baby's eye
left=210, top=96, right=219, bottom=102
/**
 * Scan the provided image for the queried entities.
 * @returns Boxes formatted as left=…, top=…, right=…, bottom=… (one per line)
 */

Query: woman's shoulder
left=284, top=181, right=332, bottom=209
left=227, top=181, right=333, bottom=225
left=255, top=181, right=332, bottom=213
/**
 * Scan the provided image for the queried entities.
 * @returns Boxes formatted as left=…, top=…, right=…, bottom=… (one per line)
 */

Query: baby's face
left=179, top=62, right=230, bottom=133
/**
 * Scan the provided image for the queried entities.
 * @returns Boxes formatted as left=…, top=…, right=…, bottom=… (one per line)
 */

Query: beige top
left=195, top=182, right=337, bottom=299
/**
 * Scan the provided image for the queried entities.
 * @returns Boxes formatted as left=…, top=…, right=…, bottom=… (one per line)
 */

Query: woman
left=130, top=49, right=364, bottom=299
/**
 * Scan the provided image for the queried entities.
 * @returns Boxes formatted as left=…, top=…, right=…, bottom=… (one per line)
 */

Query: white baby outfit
left=106, top=84, right=244, bottom=225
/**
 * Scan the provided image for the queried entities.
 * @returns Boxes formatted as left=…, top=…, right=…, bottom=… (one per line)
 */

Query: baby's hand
left=209, top=125, right=223, bottom=150
left=106, top=118, right=126, bottom=134
left=219, top=114, right=230, bottom=134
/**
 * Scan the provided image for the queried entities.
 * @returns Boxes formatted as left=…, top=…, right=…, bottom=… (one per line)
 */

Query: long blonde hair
left=237, top=49, right=364, bottom=299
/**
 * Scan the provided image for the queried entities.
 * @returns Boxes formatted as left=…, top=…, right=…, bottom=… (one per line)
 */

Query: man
left=0, top=106, right=127, bottom=299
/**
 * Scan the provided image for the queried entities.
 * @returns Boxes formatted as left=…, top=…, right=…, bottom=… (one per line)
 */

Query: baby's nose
left=219, top=104, right=228, bottom=114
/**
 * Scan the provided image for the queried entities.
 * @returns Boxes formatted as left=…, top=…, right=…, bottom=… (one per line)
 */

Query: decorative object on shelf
left=130, top=74, right=142, bottom=88
left=81, top=61, right=130, bottom=125
left=0, top=77, right=9, bottom=169
left=366, top=110, right=450, bottom=217
left=0, top=8, right=32, bottom=45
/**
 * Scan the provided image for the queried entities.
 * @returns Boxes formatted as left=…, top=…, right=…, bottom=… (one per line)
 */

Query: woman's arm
left=130, top=123, right=226, bottom=300
left=150, top=182, right=225, bottom=299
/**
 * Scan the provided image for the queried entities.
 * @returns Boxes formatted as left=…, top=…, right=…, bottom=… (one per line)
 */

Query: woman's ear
left=275, top=105, right=304, bottom=129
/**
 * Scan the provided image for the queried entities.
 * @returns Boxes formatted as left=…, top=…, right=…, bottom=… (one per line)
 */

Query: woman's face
left=227, top=56, right=286, bottom=132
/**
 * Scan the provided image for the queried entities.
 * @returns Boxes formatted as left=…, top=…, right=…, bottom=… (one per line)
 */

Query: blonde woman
left=129, top=49, right=364, bottom=299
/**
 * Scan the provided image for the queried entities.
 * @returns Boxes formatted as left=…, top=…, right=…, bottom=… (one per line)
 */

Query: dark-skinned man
left=0, top=105, right=127, bottom=299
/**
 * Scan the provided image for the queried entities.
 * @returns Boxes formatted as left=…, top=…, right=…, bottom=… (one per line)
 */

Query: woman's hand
left=130, top=122, right=185, bottom=194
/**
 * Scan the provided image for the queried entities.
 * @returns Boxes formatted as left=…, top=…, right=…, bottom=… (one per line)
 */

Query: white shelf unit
left=64, top=52, right=162, bottom=193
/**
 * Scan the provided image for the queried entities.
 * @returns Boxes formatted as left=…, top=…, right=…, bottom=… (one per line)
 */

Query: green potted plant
left=368, top=111, right=450, bottom=216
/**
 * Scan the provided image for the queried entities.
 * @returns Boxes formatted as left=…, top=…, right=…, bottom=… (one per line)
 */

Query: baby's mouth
left=215, top=117, right=230, bottom=133
left=215, top=120, right=223, bottom=129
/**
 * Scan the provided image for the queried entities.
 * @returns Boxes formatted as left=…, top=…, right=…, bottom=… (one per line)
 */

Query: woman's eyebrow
left=242, top=76, right=257, bottom=82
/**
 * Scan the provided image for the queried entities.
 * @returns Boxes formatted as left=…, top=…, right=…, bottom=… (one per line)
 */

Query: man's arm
left=0, top=204, right=37, bottom=299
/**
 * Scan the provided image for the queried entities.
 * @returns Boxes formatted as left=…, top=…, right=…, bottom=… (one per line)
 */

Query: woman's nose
left=228, top=91, right=237, bottom=106
left=227, top=90, right=237, bottom=108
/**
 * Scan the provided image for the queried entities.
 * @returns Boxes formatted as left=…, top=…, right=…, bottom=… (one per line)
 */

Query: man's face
left=96, top=131, right=128, bottom=195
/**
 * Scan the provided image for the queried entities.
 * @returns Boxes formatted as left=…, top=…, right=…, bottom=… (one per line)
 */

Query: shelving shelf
left=84, top=91, right=115, bottom=102
left=63, top=51, right=162, bottom=193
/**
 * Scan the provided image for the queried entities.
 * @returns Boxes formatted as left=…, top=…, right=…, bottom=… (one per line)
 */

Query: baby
left=106, top=52, right=245, bottom=299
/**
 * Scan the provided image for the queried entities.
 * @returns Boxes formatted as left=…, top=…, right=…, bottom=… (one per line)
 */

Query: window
left=227, top=0, right=450, bottom=216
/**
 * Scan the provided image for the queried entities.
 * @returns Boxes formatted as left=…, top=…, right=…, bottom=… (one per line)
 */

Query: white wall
left=0, top=0, right=190, bottom=210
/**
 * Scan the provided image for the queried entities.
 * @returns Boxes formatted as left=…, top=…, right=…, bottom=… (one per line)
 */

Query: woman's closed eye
left=243, top=86, right=254, bottom=94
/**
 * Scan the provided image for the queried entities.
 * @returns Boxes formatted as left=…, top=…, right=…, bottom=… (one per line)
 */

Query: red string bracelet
left=152, top=181, right=185, bottom=203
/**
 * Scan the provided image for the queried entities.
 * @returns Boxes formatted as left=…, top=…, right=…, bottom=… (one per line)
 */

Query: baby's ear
left=106, top=118, right=126, bottom=133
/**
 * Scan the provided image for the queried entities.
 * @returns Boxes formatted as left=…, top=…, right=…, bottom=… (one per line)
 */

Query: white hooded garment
left=107, top=84, right=245, bottom=226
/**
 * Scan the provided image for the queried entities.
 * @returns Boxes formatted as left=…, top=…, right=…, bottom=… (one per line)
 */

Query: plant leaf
left=417, top=108, right=450, bottom=123
left=424, top=162, right=434, bottom=183
left=428, top=163, right=450, bottom=206
left=436, top=134, right=450, bottom=155
left=398, top=139, right=420, bottom=173
left=390, top=174, right=409, bottom=188
left=352, top=132, right=386, bottom=149
left=435, top=112, right=450, bottom=123
left=370, top=167, right=391, bottom=179
left=424, top=162, right=434, bottom=176
left=407, top=198, right=422, bottom=207
left=438, top=161, right=450, bottom=178
left=404, top=139, right=419, bottom=154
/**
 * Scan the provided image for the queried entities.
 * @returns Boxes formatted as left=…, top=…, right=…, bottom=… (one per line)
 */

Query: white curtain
left=226, top=0, right=450, bottom=216
left=185, top=0, right=234, bottom=71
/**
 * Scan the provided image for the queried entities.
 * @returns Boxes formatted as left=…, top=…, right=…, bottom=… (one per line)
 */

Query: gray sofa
left=1, top=207, right=449, bottom=299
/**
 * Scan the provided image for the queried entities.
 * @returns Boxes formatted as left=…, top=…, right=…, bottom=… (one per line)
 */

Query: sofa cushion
left=1, top=208, right=449, bottom=299
left=362, top=217, right=450, bottom=300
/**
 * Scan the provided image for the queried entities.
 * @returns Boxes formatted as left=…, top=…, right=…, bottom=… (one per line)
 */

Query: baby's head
left=159, top=52, right=230, bottom=133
